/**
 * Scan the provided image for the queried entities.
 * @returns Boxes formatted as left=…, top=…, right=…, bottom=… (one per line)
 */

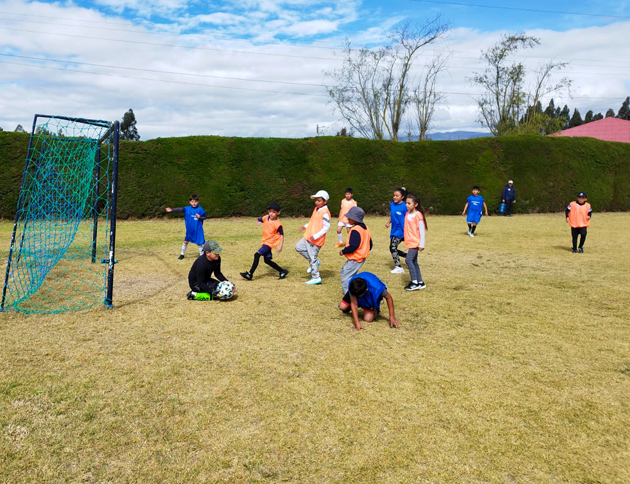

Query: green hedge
left=1, top=131, right=629, bottom=218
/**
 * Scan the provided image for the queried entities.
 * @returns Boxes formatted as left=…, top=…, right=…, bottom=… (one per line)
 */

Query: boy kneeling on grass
left=339, top=272, right=400, bottom=330
left=187, top=240, right=229, bottom=301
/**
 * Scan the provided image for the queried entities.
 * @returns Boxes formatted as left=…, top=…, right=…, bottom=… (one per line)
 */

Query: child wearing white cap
left=296, top=190, right=331, bottom=285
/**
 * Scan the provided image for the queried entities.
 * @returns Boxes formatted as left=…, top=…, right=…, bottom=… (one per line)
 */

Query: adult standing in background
left=502, top=180, right=516, bottom=216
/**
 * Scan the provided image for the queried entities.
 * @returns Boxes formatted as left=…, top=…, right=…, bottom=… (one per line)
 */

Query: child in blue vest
left=462, top=186, right=488, bottom=237
left=338, top=272, right=400, bottom=330
left=385, top=187, right=408, bottom=273
left=165, top=194, right=207, bottom=259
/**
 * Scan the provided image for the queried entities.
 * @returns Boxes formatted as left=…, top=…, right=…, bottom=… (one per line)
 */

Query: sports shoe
left=278, top=269, right=289, bottom=279
left=186, top=291, right=196, bottom=300
left=572, top=249, right=577, bottom=253
left=335, top=242, right=344, bottom=248
left=306, top=260, right=321, bottom=273
left=178, top=254, right=185, bottom=260
left=404, top=282, right=426, bottom=291
left=467, top=229, right=471, bottom=236
left=240, top=271, right=253, bottom=281
left=469, top=232, right=475, bottom=238
left=390, top=266, right=405, bottom=274
left=305, top=277, right=322, bottom=285
left=578, top=247, right=584, bottom=253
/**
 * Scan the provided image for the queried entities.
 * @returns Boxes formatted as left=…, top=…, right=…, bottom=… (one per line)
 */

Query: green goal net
left=1, top=115, right=120, bottom=314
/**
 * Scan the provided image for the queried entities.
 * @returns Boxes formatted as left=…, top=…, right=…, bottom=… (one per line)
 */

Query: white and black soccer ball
left=214, top=280, right=235, bottom=300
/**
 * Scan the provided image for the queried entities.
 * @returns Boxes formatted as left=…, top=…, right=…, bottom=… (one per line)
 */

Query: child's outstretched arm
left=483, top=202, right=489, bottom=216
left=384, top=293, right=399, bottom=328
left=166, top=207, right=184, bottom=213
left=350, top=296, right=364, bottom=330
left=462, top=203, right=468, bottom=216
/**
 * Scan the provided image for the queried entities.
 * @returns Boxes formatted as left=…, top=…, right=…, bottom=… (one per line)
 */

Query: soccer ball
left=214, top=280, right=235, bottom=300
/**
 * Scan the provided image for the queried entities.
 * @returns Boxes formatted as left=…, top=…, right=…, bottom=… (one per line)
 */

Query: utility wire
left=0, top=27, right=340, bottom=61
left=410, top=0, right=630, bottom=19
left=0, top=59, right=326, bottom=97
left=0, top=53, right=325, bottom=87
left=2, top=58, right=624, bottom=101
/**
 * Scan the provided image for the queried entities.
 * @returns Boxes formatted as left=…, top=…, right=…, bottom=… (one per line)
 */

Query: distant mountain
left=408, top=131, right=491, bottom=141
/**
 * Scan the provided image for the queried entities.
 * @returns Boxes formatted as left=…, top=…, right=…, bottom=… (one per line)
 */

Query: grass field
left=1, top=213, right=630, bottom=483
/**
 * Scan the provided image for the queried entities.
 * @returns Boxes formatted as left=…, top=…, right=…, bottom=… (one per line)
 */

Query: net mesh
left=2, top=115, right=116, bottom=314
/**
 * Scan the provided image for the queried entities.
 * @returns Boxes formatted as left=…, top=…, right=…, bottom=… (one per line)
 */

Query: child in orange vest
left=335, top=188, right=358, bottom=248
left=338, top=206, right=372, bottom=294
left=240, top=203, right=288, bottom=280
left=403, top=193, right=427, bottom=291
left=566, top=191, right=592, bottom=253
left=296, top=190, right=331, bottom=285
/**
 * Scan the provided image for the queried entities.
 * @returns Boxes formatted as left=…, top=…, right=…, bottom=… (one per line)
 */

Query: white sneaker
left=390, top=266, right=405, bottom=274
left=306, top=260, right=321, bottom=273
left=467, top=229, right=471, bottom=236
left=305, top=277, right=322, bottom=285
left=469, top=232, right=475, bottom=238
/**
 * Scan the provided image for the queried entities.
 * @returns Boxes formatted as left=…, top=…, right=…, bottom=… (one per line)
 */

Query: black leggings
left=250, top=252, right=283, bottom=274
left=390, top=237, right=407, bottom=267
left=571, top=227, right=587, bottom=250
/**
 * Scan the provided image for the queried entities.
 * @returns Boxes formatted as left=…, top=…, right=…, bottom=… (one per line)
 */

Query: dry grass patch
left=1, top=214, right=630, bottom=483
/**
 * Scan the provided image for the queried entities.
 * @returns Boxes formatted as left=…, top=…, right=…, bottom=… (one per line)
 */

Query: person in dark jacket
left=501, top=180, right=516, bottom=216
left=187, top=240, right=227, bottom=299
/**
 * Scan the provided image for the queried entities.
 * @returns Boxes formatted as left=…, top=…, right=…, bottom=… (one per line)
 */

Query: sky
left=0, top=0, right=629, bottom=139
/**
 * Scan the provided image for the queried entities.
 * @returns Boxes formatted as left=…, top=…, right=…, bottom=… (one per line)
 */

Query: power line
left=410, top=0, right=630, bottom=20
left=0, top=53, right=325, bottom=87
left=0, top=27, right=341, bottom=62
left=2, top=58, right=624, bottom=101
left=0, top=14, right=343, bottom=52
left=0, top=59, right=326, bottom=97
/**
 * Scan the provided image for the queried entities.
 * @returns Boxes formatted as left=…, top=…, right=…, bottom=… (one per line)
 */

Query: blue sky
left=1, top=0, right=629, bottom=138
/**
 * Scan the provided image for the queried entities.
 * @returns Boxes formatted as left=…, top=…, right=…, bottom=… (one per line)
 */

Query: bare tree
left=326, top=17, right=449, bottom=141
left=471, top=32, right=571, bottom=136
left=410, top=53, right=450, bottom=140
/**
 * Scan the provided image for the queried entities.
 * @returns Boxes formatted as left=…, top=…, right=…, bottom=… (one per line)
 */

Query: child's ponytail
left=395, top=186, right=407, bottom=199
left=406, top=192, right=428, bottom=230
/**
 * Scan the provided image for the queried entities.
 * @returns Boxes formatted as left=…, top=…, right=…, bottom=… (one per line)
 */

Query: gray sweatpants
left=406, top=248, right=423, bottom=283
left=340, top=259, right=365, bottom=294
left=295, top=238, right=321, bottom=279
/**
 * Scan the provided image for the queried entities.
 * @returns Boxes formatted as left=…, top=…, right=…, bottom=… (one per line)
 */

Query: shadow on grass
left=554, top=245, right=574, bottom=252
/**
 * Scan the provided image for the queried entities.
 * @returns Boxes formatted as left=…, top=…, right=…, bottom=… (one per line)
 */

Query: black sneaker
left=240, top=271, right=253, bottom=281
left=186, top=291, right=195, bottom=300
left=578, top=247, right=584, bottom=253
left=278, top=269, right=289, bottom=279
left=404, top=283, right=416, bottom=291
left=178, top=254, right=185, bottom=260
left=417, top=281, right=427, bottom=290
left=572, top=249, right=577, bottom=253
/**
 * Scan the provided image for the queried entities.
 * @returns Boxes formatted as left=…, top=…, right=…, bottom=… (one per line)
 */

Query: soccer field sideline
left=1, top=213, right=629, bottom=483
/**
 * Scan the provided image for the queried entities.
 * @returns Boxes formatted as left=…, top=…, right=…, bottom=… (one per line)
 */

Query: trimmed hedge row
left=1, top=131, right=629, bottom=219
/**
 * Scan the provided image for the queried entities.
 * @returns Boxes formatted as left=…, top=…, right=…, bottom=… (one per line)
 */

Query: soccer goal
left=1, top=115, right=120, bottom=314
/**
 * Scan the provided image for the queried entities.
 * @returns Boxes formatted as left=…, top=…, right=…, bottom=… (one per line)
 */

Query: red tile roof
left=549, top=117, right=630, bottom=143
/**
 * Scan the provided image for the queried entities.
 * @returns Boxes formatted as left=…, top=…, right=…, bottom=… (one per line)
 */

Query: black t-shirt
left=188, top=255, right=226, bottom=293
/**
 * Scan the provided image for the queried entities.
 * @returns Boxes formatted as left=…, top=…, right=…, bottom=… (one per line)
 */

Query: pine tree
left=592, top=113, right=604, bottom=121
left=14, top=124, right=25, bottom=133
left=605, top=108, right=615, bottom=118
left=559, top=105, right=570, bottom=129
left=544, top=99, right=556, bottom=118
left=584, top=110, right=593, bottom=124
left=120, top=109, right=140, bottom=141
left=617, top=96, right=630, bottom=120
left=569, top=109, right=583, bottom=128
